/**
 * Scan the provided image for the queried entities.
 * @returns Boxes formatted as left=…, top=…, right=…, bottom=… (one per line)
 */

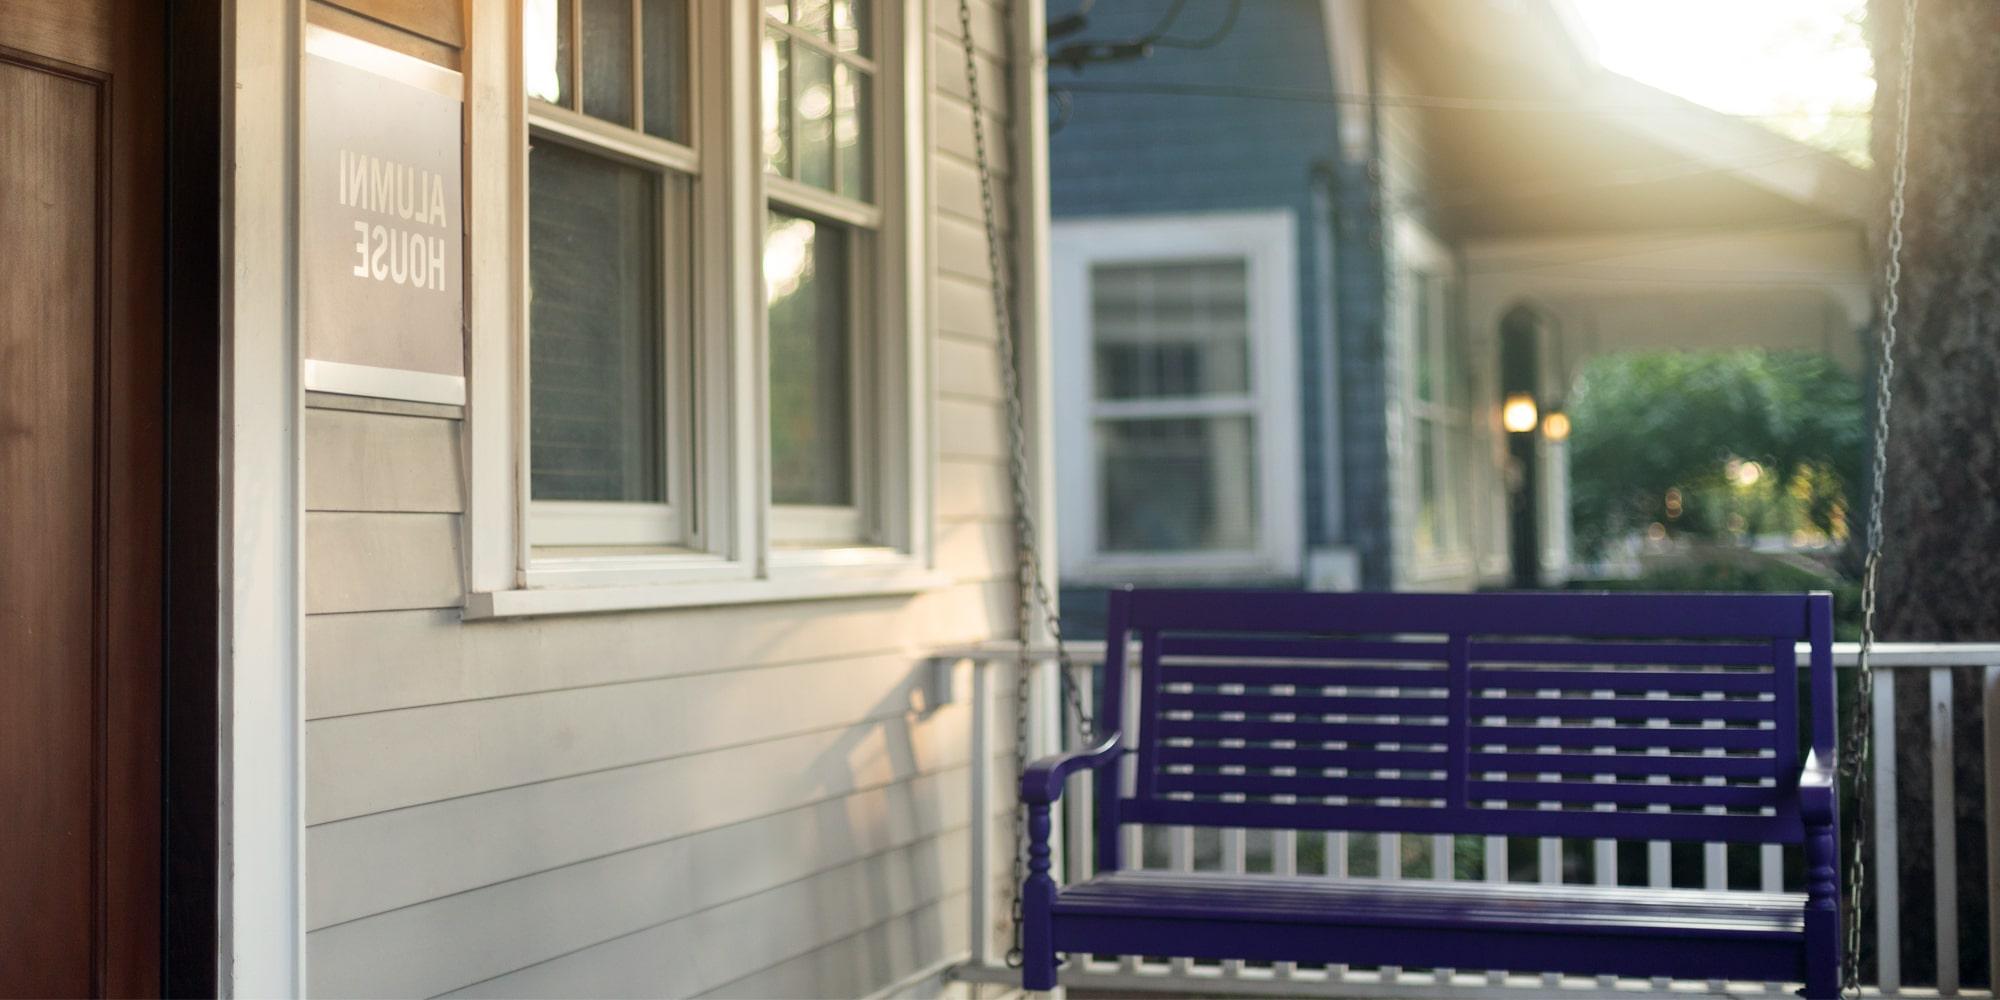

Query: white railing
left=944, top=640, right=2000, bottom=999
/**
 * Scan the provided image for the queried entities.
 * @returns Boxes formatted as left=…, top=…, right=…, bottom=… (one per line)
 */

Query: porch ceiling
left=1381, top=0, right=1874, bottom=242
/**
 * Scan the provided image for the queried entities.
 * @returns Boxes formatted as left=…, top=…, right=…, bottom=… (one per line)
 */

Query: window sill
left=464, top=566, right=951, bottom=620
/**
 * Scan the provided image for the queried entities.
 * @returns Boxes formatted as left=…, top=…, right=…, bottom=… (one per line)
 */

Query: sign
left=302, top=27, right=465, bottom=405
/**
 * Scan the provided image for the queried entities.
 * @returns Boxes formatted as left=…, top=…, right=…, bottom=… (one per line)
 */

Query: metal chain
left=1841, top=0, right=1917, bottom=993
left=954, top=0, right=1096, bottom=970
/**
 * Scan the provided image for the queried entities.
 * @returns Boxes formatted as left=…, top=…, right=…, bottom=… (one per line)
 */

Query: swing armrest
left=1021, top=733, right=1123, bottom=805
left=1799, top=748, right=1836, bottom=825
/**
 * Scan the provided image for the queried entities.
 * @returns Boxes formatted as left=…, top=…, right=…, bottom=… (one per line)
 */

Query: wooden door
left=0, top=1, right=166, bottom=995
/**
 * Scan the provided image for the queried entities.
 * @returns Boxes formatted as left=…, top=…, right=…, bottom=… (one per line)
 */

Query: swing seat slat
left=1016, top=588, right=1843, bottom=997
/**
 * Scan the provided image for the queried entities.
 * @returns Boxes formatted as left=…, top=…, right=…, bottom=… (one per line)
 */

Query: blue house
left=1047, top=0, right=1874, bottom=631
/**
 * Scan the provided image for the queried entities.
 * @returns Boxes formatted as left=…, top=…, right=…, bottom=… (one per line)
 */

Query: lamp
left=1542, top=410, right=1570, bottom=441
left=1502, top=392, right=1538, bottom=434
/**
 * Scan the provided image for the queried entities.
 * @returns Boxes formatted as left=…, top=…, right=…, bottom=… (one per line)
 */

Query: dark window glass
left=530, top=140, right=664, bottom=503
left=766, top=211, right=853, bottom=506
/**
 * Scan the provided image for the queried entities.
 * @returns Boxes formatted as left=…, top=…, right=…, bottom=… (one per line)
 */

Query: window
left=465, top=0, right=928, bottom=615
left=762, top=1, right=880, bottom=546
left=1052, top=213, right=1301, bottom=584
left=525, top=0, right=694, bottom=549
left=1395, top=221, right=1474, bottom=576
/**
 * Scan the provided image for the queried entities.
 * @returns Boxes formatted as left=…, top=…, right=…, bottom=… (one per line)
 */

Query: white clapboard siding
left=303, top=0, right=1030, bottom=992
left=305, top=580, right=1014, bottom=720
left=304, top=510, right=464, bottom=614
left=307, top=678, right=1018, bottom=929
left=308, top=650, right=963, bottom=824
left=934, top=272, right=1009, bottom=344
left=936, top=458, right=1012, bottom=522
left=936, top=0, right=1006, bottom=58
left=304, top=407, right=463, bottom=513
left=937, top=397, right=1010, bottom=462
left=930, top=38, right=1009, bottom=116
left=936, top=214, right=1000, bottom=284
left=700, top=894, right=971, bottom=999
left=308, top=767, right=974, bottom=997
left=440, top=828, right=976, bottom=998
left=936, top=334, right=1007, bottom=404
left=935, top=520, right=1016, bottom=585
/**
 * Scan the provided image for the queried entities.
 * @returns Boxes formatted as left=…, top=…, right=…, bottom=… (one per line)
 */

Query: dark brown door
left=0, top=2, right=166, bottom=996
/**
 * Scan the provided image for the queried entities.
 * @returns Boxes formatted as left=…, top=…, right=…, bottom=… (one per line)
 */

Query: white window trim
left=1390, top=216, right=1477, bottom=584
left=463, top=0, right=937, bottom=619
left=1052, top=210, right=1303, bottom=586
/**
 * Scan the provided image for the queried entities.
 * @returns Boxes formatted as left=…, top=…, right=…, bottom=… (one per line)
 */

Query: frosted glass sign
left=302, top=27, right=465, bottom=404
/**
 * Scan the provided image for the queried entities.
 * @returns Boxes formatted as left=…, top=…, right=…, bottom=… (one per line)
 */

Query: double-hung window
left=525, top=0, right=695, bottom=550
left=474, top=0, right=924, bottom=614
left=1052, top=212, right=1302, bottom=584
left=762, top=2, right=881, bottom=548
left=1395, top=220, right=1473, bottom=575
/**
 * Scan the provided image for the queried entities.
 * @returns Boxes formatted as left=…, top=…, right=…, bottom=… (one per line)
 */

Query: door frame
left=163, top=0, right=306, bottom=994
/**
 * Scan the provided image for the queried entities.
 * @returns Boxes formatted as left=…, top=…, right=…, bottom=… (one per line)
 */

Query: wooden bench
left=1020, top=589, right=1841, bottom=996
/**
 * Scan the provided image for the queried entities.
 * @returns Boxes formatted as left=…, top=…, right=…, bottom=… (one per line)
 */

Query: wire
left=1150, top=0, right=1242, bottom=49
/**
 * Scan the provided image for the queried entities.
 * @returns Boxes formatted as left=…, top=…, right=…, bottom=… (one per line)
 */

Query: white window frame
left=462, top=0, right=936, bottom=617
left=1052, top=211, right=1302, bottom=585
left=1391, top=217, right=1476, bottom=583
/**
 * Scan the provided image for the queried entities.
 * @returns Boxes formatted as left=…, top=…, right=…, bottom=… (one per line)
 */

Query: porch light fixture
left=1502, top=392, right=1538, bottom=434
left=1542, top=410, right=1570, bottom=441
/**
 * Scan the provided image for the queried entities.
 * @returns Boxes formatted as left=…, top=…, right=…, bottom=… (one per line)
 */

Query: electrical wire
left=1149, top=0, right=1242, bottom=49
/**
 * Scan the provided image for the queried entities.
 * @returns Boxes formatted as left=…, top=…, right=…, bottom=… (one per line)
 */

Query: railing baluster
left=1874, top=676, right=1902, bottom=994
left=1170, top=825, right=1194, bottom=977
left=1930, top=668, right=1959, bottom=995
left=967, top=656, right=994, bottom=968
left=1120, top=653, right=1143, bottom=979
left=1482, top=832, right=1505, bottom=988
left=1984, top=664, right=2000, bottom=996
left=1222, top=826, right=1246, bottom=977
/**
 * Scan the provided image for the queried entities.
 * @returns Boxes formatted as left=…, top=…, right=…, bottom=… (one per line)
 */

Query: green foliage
left=1568, top=557, right=1863, bottom=641
left=1567, top=350, right=1866, bottom=559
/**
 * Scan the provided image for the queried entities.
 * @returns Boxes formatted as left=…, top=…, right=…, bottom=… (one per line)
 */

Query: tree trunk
left=1865, top=1, right=1999, bottom=991
left=1867, top=0, right=2000, bottom=641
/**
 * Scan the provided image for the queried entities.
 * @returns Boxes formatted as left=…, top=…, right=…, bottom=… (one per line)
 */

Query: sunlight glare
left=1566, top=0, right=1875, bottom=164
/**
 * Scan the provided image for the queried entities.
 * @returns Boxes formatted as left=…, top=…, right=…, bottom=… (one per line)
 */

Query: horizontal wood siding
left=302, top=0, right=1028, bottom=994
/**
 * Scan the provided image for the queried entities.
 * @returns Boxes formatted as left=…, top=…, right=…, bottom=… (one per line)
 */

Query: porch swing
left=956, top=0, right=1924, bottom=996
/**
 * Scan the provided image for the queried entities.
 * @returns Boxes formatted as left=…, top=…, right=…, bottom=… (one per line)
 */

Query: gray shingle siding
left=1048, top=0, right=1395, bottom=627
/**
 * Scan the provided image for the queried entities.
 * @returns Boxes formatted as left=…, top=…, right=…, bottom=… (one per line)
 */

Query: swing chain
left=1841, top=0, right=1917, bottom=994
left=954, top=0, right=1096, bottom=970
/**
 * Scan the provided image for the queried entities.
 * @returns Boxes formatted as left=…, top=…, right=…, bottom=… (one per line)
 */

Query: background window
left=1089, top=259, right=1260, bottom=554
left=1405, top=266, right=1471, bottom=563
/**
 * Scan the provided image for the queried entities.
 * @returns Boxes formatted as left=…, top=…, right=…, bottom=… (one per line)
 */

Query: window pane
left=1413, top=272, right=1435, bottom=403
left=1098, top=417, right=1259, bottom=553
left=765, top=0, right=790, bottom=24
left=794, top=46, right=835, bottom=190
left=641, top=0, right=687, bottom=141
left=833, top=0, right=868, bottom=54
left=796, top=0, right=832, bottom=38
left=530, top=140, right=664, bottom=503
left=835, top=64, right=871, bottom=201
left=1091, top=259, right=1250, bottom=400
left=525, top=0, right=572, bottom=106
left=580, top=0, right=634, bottom=126
left=762, top=31, right=791, bottom=176
left=1415, top=418, right=1439, bottom=556
left=766, top=212, right=853, bottom=507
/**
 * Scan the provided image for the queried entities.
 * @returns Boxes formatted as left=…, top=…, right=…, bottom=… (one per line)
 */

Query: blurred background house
left=1046, top=0, right=1875, bottom=634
